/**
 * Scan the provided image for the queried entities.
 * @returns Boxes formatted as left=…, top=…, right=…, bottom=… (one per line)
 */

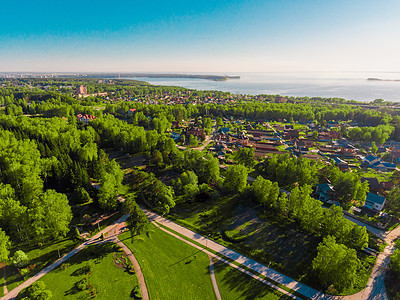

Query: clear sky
left=1, top=0, right=400, bottom=73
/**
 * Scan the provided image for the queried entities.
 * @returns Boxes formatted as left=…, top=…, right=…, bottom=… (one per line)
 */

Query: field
left=119, top=224, right=216, bottom=300
left=40, top=243, right=139, bottom=299
left=214, top=260, right=292, bottom=300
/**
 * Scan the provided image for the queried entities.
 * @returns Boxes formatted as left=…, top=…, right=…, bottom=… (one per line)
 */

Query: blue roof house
left=364, top=193, right=386, bottom=212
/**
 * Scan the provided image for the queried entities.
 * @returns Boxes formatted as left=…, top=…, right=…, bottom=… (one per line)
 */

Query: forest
left=1, top=77, right=400, bottom=296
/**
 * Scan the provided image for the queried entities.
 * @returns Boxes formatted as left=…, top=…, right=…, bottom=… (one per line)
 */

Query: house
left=170, top=132, right=181, bottom=141
left=127, top=108, right=136, bottom=116
left=275, top=96, right=286, bottom=103
left=316, top=183, right=335, bottom=202
left=285, top=130, right=300, bottom=139
left=381, top=181, right=395, bottom=191
left=364, top=155, right=381, bottom=166
left=361, top=177, right=381, bottom=192
left=364, top=193, right=386, bottom=212
left=390, top=150, right=400, bottom=163
left=373, top=161, right=396, bottom=172
left=76, top=114, right=97, bottom=124
left=220, top=127, right=230, bottom=134
left=284, top=125, right=294, bottom=131
left=293, top=140, right=309, bottom=154
left=185, top=127, right=205, bottom=139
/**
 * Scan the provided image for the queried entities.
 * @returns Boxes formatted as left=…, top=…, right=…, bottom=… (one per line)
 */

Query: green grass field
left=40, top=243, right=139, bottom=299
left=5, top=237, right=78, bottom=292
left=120, top=224, right=216, bottom=300
left=214, top=261, right=292, bottom=300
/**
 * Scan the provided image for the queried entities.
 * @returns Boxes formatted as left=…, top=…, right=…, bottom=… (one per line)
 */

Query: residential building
left=364, top=193, right=386, bottom=212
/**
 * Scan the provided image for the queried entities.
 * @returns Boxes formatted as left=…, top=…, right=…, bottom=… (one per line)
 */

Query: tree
left=0, top=228, right=10, bottom=262
left=39, top=190, right=73, bottom=238
left=12, top=250, right=29, bottom=268
left=234, top=147, right=255, bottom=168
left=276, top=192, right=288, bottom=215
left=251, top=176, right=279, bottom=210
left=98, top=173, right=119, bottom=210
left=71, top=187, right=91, bottom=204
left=17, top=281, right=52, bottom=300
left=371, top=141, right=378, bottom=154
left=223, top=164, right=248, bottom=193
left=189, top=134, right=198, bottom=146
left=390, top=249, right=400, bottom=273
left=312, top=236, right=361, bottom=292
left=124, top=195, right=149, bottom=236
left=350, top=225, right=369, bottom=250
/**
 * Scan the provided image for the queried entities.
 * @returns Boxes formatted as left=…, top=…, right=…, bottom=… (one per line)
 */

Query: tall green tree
left=223, top=164, right=248, bottom=193
left=312, top=236, right=361, bottom=292
left=0, top=228, right=10, bottom=262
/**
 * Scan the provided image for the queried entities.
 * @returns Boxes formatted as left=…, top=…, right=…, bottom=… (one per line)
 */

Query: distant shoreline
left=367, top=78, right=400, bottom=82
left=88, top=73, right=240, bottom=82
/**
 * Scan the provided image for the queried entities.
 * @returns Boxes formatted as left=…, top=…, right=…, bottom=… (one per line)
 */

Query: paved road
left=1, top=214, right=147, bottom=300
left=142, top=208, right=327, bottom=299
left=343, top=214, right=386, bottom=239
left=105, top=222, right=149, bottom=300
left=142, top=207, right=400, bottom=300
left=146, top=210, right=300, bottom=299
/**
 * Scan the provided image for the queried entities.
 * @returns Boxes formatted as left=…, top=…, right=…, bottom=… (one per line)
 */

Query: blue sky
left=1, top=0, right=400, bottom=72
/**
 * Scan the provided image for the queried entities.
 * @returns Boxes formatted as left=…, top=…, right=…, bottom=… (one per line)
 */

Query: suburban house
left=364, top=155, right=381, bottom=166
left=361, top=177, right=381, bottom=193
left=316, top=183, right=335, bottom=202
left=364, top=193, right=386, bottom=212
left=127, top=108, right=136, bottom=116
left=76, top=114, right=97, bottom=124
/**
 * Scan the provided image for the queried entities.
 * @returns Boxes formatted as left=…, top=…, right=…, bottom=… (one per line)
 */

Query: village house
left=364, top=193, right=386, bottom=212
left=76, top=114, right=97, bottom=124
left=127, top=108, right=136, bottom=116
left=316, top=183, right=335, bottom=202
left=361, top=177, right=381, bottom=193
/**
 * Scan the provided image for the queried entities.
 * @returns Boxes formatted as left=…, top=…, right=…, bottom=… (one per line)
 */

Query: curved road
left=1, top=214, right=149, bottom=300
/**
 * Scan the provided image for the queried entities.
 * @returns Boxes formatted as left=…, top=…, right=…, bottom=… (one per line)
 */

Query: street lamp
left=205, top=234, right=211, bottom=249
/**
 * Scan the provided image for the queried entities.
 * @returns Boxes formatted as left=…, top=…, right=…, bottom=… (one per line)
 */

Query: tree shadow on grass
left=213, top=261, right=292, bottom=300
left=65, top=243, right=119, bottom=269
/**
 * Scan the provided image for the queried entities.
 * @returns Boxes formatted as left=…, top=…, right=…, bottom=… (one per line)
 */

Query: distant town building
left=77, top=85, right=87, bottom=95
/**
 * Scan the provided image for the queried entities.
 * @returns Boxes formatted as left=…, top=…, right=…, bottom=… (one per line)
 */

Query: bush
left=12, top=250, right=29, bottom=268
left=224, top=229, right=248, bottom=242
left=75, top=278, right=89, bottom=291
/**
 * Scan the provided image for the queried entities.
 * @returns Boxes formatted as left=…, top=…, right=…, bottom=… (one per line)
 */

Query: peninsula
left=367, top=77, right=400, bottom=82
left=87, top=73, right=241, bottom=81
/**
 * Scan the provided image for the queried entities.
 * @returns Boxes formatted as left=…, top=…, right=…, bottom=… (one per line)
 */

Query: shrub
left=224, top=229, right=248, bottom=242
left=75, top=278, right=88, bottom=291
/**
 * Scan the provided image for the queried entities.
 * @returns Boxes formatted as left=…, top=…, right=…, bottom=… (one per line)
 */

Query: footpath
left=1, top=214, right=149, bottom=300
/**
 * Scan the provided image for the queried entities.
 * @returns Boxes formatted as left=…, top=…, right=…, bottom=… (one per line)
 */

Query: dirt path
left=209, top=257, right=221, bottom=300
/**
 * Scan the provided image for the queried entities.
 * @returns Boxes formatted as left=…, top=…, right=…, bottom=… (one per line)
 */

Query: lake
left=124, top=71, right=400, bottom=102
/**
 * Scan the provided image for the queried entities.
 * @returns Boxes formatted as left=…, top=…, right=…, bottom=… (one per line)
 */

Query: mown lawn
left=120, top=224, right=216, bottom=300
left=214, top=260, right=292, bottom=300
left=5, top=237, right=78, bottom=293
left=40, top=243, right=138, bottom=299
